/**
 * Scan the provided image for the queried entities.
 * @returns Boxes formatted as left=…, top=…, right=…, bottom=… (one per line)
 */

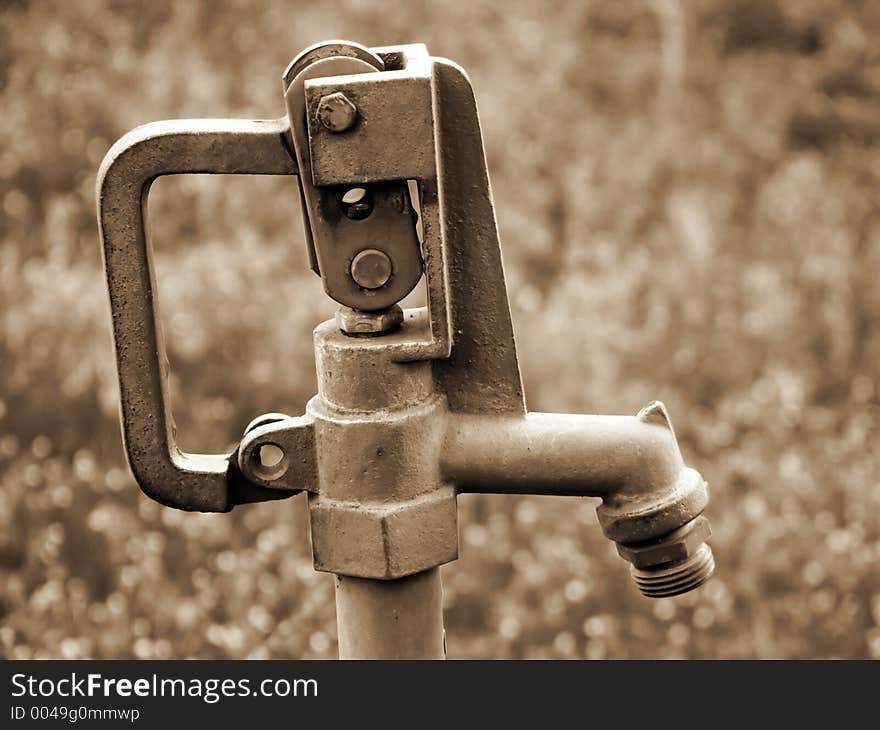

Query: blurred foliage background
left=1, top=0, right=879, bottom=659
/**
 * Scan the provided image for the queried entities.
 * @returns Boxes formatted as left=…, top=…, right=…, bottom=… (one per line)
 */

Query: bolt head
left=350, top=248, right=392, bottom=290
left=317, top=92, right=358, bottom=132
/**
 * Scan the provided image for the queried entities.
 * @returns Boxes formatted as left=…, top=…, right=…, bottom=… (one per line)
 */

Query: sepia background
left=1, top=0, right=879, bottom=659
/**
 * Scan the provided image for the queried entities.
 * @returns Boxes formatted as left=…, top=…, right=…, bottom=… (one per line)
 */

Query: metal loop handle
left=96, top=118, right=298, bottom=511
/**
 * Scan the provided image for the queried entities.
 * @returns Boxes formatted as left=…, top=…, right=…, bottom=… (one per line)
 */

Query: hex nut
left=335, top=305, right=403, bottom=335
left=317, top=92, right=358, bottom=133
left=309, top=488, right=459, bottom=579
left=616, top=515, right=712, bottom=569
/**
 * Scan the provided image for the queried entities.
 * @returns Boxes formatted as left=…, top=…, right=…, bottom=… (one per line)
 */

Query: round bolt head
left=350, top=248, right=392, bottom=290
left=317, top=92, right=358, bottom=132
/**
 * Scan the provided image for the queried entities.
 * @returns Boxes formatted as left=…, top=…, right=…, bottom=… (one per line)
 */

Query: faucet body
left=236, top=310, right=711, bottom=658
left=98, top=41, right=713, bottom=659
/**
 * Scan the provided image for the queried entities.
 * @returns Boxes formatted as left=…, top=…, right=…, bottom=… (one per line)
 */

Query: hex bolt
left=335, top=304, right=403, bottom=336
left=350, top=248, right=392, bottom=290
left=317, top=92, right=358, bottom=132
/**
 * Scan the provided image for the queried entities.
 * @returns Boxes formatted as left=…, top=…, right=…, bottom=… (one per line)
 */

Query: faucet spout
left=444, top=404, right=681, bottom=500
left=442, top=401, right=713, bottom=597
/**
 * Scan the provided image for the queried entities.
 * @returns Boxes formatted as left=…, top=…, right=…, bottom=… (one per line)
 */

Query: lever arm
left=97, top=118, right=297, bottom=511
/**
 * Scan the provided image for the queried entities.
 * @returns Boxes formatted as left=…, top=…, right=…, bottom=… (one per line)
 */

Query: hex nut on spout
left=616, top=515, right=711, bottom=568
left=616, top=516, right=715, bottom=598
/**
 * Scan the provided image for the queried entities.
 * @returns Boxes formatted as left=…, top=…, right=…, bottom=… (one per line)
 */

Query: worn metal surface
left=305, top=60, right=437, bottom=185
left=97, top=118, right=297, bottom=512
left=444, top=402, right=709, bottom=542
left=316, top=92, right=358, bottom=133
left=334, top=304, right=403, bottom=335
left=237, top=414, right=317, bottom=493
left=445, top=410, right=685, bottom=499
left=241, top=319, right=457, bottom=579
left=282, top=39, right=382, bottom=92
left=335, top=568, right=445, bottom=659
left=239, top=323, right=710, bottom=580
left=310, top=489, right=457, bottom=579
left=300, top=44, right=451, bottom=361
left=429, top=60, right=526, bottom=412
left=285, top=47, right=424, bottom=312
left=99, top=41, right=715, bottom=659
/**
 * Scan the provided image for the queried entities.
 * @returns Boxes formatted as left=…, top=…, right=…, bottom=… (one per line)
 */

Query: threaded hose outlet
left=615, top=515, right=714, bottom=598
left=630, top=542, right=715, bottom=598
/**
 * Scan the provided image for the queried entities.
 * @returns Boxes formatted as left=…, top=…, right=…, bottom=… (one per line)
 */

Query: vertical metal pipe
left=312, top=320, right=449, bottom=659
left=334, top=568, right=445, bottom=659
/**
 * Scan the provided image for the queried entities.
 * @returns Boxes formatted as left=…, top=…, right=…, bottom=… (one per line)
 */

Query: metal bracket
left=289, top=42, right=455, bottom=362
left=285, top=44, right=424, bottom=313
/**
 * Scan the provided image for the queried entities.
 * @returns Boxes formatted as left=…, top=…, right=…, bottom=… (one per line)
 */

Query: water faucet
left=98, top=40, right=713, bottom=658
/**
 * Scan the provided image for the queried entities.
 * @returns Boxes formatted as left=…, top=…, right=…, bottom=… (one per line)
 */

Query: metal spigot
left=97, top=40, right=714, bottom=658
left=443, top=401, right=714, bottom=598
